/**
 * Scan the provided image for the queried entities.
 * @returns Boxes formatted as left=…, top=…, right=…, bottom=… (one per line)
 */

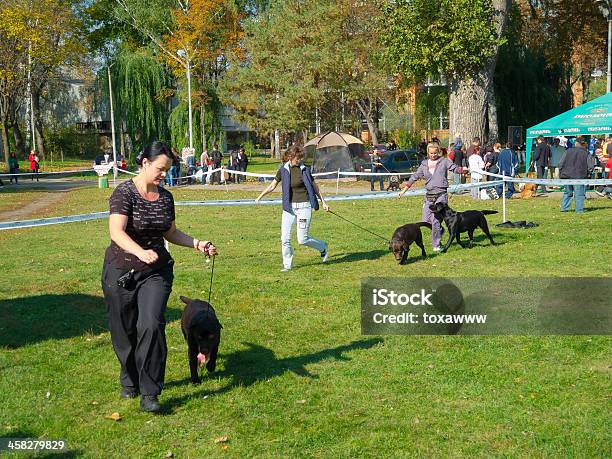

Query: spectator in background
left=28, top=150, right=39, bottom=182
left=166, top=148, right=180, bottom=187
left=9, top=152, right=19, bottom=184
left=210, top=144, right=223, bottom=184
left=550, top=137, right=565, bottom=180
left=369, top=147, right=385, bottom=191
left=236, top=146, right=248, bottom=183
left=495, top=142, right=519, bottom=199
left=452, top=143, right=466, bottom=187
left=559, top=139, right=590, bottom=213
left=468, top=147, right=485, bottom=199
left=534, top=136, right=551, bottom=193
left=187, top=150, right=196, bottom=185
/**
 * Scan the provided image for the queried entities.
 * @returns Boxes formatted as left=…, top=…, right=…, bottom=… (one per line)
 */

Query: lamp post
left=598, top=0, right=612, bottom=93
left=177, top=49, right=193, bottom=149
left=107, top=63, right=118, bottom=182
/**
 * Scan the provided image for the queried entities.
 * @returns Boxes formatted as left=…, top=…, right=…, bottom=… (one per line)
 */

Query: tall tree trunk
left=0, top=95, right=10, bottom=162
left=356, top=100, right=378, bottom=145
left=0, top=120, right=9, bottom=163
left=31, top=84, right=46, bottom=159
left=448, top=0, right=509, bottom=145
left=12, top=119, right=26, bottom=157
left=201, top=105, right=207, bottom=153
left=487, top=84, right=499, bottom=142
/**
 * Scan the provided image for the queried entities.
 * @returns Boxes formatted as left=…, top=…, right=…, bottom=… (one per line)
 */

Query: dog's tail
left=418, top=222, right=433, bottom=229
left=481, top=210, right=498, bottom=215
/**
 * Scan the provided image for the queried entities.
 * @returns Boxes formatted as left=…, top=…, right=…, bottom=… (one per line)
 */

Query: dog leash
left=328, top=210, right=389, bottom=243
left=207, top=255, right=216, bottom=303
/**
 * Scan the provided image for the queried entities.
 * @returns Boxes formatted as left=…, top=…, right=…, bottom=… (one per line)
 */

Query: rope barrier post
left=336, top=168, right=340, bottom=195
left=502, top=174, right=507, bottom=223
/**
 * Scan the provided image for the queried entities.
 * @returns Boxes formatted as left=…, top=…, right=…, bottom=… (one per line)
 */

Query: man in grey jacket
left=559, top=139, right=589, bottom=213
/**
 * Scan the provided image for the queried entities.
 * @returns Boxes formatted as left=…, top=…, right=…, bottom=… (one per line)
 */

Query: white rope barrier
left=0, top=168, right=96, bottom=178
left=0, top=181, right=505, bottom=231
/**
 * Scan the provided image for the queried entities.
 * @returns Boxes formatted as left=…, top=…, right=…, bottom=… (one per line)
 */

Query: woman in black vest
left=101, top=141, right=217, bottom=412
left=255, top=144, right=330, bottom=272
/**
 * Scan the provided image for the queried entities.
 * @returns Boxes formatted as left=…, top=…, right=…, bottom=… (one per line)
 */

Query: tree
left=113, top=0, right=243, bottom=149
left=382, top=0, right=510, bottom=143
left=0, top=0, right=27, bottom=161
left=519, top=0, right=606, bottom=106
left=220, top=0, right=391, bottom=144
left=27, top=0, right=85, bottom=159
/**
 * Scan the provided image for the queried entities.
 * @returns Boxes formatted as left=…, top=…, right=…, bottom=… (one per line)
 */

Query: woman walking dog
left=101, top=141, right=217, bottom=412
left=255, top=144, right=330, bottom=271
left=397, top=143, right=466, bottom=252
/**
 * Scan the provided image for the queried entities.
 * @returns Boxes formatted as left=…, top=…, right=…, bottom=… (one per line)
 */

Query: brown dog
left=519, top=182, right=537, bottom=199
left=389, top=222, right=432, bottom=264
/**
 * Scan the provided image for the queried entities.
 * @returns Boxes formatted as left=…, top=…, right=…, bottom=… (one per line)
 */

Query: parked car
left=356, top=149, right=424, bottom=175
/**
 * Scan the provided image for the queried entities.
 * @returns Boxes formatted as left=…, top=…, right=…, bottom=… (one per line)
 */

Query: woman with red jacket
left=28, top=150, right=39, bottom=182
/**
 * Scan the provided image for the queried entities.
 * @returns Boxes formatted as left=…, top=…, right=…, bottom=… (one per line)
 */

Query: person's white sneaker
left=432, top=247, right=442, bottom=252
left=280, top=267, right=291, bottom=272
left=320, top=248, right=329, bottom=263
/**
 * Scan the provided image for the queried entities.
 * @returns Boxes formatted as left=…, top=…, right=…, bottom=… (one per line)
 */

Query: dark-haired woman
left=101, top=141, right=218, bottom=412
left=255, top=144, right=329, bottom=272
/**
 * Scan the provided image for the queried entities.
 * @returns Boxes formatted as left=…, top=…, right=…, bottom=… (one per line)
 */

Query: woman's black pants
left=102, top=262, right=173, bottom=396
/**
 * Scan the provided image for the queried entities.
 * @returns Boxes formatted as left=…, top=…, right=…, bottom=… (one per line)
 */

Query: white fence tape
left=0, top=182, right=505, bottom=231
left=474, top=169, right=612, bottom=186
left=0, top=168, right=96, bottom=178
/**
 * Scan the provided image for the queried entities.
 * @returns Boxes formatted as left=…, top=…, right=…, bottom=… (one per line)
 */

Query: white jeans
left=281, top=202, right=327, bottom=269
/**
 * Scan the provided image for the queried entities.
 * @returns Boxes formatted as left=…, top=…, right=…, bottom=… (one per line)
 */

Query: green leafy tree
left=382, top=0, right=510, bottom=143
left=220, top=0, right=391, bottom=144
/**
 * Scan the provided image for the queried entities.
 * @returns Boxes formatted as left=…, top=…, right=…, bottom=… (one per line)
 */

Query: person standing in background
left=534, top=136, right=551, bottom=193
left=8, top=152, right=19, bottom=184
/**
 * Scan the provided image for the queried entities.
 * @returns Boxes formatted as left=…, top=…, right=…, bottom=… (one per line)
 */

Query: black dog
left=389, top=222, right=432, bottom=264
left=428, top=202, right=497, bottom=252
left=180, top=296, right=222, bottom=384
left=387, top=175, right=400, bottom=192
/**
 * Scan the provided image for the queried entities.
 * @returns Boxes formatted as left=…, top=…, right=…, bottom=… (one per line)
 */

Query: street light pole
left=599, top=0, right=612, bottom=92
left=178, top=49, right=194, bottom=150
left=608, top=13, right=612, bottom=92
left=186, top=59, right=193, bottom=149
left=107, top=64, right=118, bottom=182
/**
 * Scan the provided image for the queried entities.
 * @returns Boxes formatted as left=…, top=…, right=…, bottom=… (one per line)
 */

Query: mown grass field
left=0, top=184, right=610, bottom=458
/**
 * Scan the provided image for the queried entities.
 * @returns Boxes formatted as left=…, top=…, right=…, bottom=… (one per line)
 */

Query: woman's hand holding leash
left=193, top=239, right=218, bottom=257
left=397, top=182, right=411, bottom=198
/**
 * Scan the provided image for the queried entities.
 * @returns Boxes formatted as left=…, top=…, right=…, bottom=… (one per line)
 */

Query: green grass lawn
left=0, top=189, right=610, bottom=458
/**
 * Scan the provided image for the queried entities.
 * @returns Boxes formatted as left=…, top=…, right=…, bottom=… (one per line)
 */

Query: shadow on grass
left=0, top=294, right=183, bottom=349
left=0, top=429, right=82, bottom=457
left=163, top=338, right=383, bottom=412
left=326, top=249, right=388, bottom=264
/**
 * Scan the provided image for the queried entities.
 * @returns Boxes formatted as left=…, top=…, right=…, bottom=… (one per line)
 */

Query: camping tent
left=525, top=92, right=612, bottom=170
left=303, top=132, right=363, bottom=174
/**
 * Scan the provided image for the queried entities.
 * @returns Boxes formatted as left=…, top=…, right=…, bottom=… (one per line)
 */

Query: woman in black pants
left=101, top=141, right=217, bottom=412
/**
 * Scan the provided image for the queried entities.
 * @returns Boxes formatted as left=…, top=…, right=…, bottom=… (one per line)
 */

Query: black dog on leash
left=428, top=202, right=497, bottom=253
left=389, top=222, right=432, bottom=264
left=180, top=296, right=222, bottom=384
left=387, top=175, right=400, bottom=192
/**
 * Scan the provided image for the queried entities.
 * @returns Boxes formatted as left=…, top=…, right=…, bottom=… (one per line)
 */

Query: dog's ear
left=180, top=295, right=192, bottom=305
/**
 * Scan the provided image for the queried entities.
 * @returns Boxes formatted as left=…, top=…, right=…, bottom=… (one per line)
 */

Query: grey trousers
left=102, top=262, right=173, bottom=396
left=421, top=192, right=448, bottom=249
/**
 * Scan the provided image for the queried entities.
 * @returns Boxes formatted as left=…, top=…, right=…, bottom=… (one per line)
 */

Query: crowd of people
left=165, top=144, right=249, bottom=187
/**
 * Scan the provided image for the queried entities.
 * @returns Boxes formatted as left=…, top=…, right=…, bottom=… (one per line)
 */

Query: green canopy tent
left=525, top=92, right=612, bottom=171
